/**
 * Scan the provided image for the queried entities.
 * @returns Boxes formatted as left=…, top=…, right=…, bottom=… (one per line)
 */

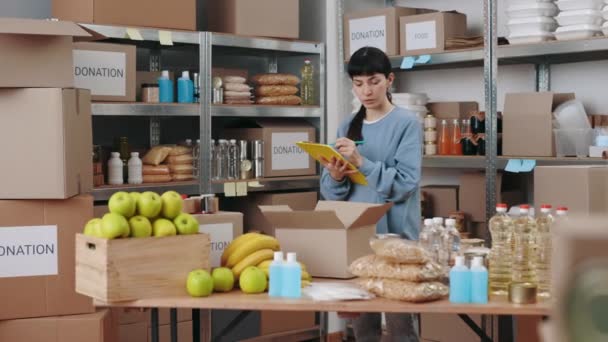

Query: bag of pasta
left=369, top=235, right=431, bottom=264
left=357, top=278, right=448, bottom=303
left=349, top=255, right=443, bottom=282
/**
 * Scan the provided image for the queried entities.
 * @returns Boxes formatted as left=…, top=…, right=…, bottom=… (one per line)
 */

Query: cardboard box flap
left=259, top=206, right=345, bottom=229
left=0, top=18, right=90, bottom=37
left=504, top=92, right=575, bottom=116
left=314, top=201, right=393, bottom=228
left=552, top=93, right=576, bottom=109
left=75, top=25, right=108, bottom=42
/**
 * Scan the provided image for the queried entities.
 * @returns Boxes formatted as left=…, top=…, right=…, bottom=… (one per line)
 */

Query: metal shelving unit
left=423, top=156, right=608, bottom=169
left=84, top=24, right=325, bottom=201
left=210, top=176, right=321, bottom=194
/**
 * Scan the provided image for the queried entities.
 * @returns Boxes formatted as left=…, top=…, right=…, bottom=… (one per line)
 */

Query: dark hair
left=346, top=47, right=393, bottom=141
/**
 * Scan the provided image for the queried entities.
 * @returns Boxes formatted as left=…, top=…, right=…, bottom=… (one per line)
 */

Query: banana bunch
left=257, top=260, right=312, bottom=288
left=222, top=233, right=280, bottom=278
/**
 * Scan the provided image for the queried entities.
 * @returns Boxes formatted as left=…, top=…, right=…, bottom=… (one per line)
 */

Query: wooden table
left=96, top=286, right=550, bottom=342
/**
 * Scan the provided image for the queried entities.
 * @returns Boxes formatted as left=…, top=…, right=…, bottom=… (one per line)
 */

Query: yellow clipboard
left=296, top=141, right=368, bottom=185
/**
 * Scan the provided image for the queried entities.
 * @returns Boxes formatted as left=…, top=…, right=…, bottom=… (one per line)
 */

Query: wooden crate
left=76, top=233, right=210, bottom=302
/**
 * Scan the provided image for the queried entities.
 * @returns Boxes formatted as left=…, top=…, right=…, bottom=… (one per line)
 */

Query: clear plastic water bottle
left=419, top=219, right=438, bottom=262
left=228, top=139, right=240, bottom=180
left=433, top=217, right=446, bottom=267
left=443, top=218, right=461, bottom=255
left=211, top=139, right=218, bottom=180
left=217, top=140, right=228, bottom=180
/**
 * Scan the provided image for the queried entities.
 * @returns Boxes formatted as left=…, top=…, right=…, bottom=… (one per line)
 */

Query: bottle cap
left=111, top=152, right=120, bottom=157
left=304, top=58, right=311, bottom=64
left=497, top=203, right=507, bottom=209
left=287, top=252, right=297, bottom=263
left=433, top=217, right=444, bottom=225
left=472, top=256, right=484, bottom=268
left=182, top=71, right=190, bottom=79
left=520, top=204, right=530, bottom=209
left=541, top=204, right=552, bottom=209
left=161, top=70, right=169, bottom=78
left=557, top=206, right=568, bottom=212
left=453, top=118, right=459, bottom=124
left=454, top=255, right=465, bottom=267
left=445, top=218, right=456, bottom=226
left=230, top=139, right=236, bottom=143
left=130, top=152, right=139, bottom=157
left=196, top=139, right=200, bottom=144
left=424, top=218, right=433, bottom=226
left=185, top=139, right=192, bottom=144
left=273, top=251, right=284, bottom=262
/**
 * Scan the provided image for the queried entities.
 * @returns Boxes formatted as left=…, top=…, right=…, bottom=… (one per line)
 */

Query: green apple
left=212, top=267, right=235, bottom=292
left=129, top=216, right=152, bottom=238
left=129, top=192, right=141, bottom=206
left=137, top=191, right=162, bottom=219
left=108, top=191, right=136, bottom=218
left=174, top=213, right=199, bottom=235
left=83, top=218, right=102, bottom=237
left=239, top=266, right=267, bottom=294
left=186, top=269, right=213, bottom=297
left=160, top=191, right=184, bottom=219
left=152, top=218, right=177, bottom=237
left=121, top=224, right=131, bottom=238
left=100, top=213, right=129, bottom=239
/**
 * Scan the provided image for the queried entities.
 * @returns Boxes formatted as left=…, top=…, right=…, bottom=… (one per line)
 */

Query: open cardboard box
left=260, top=201, right=392, bottom=279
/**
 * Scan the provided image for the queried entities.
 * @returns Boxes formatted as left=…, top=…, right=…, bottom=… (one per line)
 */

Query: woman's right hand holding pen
left=321, top=156, right=357, bottom=182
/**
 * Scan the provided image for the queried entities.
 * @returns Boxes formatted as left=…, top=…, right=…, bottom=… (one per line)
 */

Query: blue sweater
left=320, top=106, right=422, bottom=240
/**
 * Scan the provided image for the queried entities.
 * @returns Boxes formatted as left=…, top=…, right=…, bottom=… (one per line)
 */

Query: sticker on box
left=406, top=21, right=437, bottom=51
left=73, top=50, right=127, bottom=97
left=0, top=226, right=58, bottom=278
left=198, top=223, right=234, bottom=267
left=271, top=132, right=310, bottom=170
left=349, top=15, right=388, bottom=56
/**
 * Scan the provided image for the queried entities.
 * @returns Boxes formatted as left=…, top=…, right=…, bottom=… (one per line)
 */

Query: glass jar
left=424, top=128, right=437, bottom=143
left=425, top=142, right=437, bottom=155
left=142, top=83, right=160, bottom=103
left=424, top=114, right=437, bottom=129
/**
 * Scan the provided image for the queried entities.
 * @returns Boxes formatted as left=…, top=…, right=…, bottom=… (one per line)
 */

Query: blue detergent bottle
left=282, top=252, right=301, bottom=298
left=471, top=256, right=489, bottom=304
left=177, top=71, right=194, bottom=103
left=449, top=255, right=471, bottom=303
left=158, top=70, right=174, bottom=103
left=268, top=251, right=284, bottom=298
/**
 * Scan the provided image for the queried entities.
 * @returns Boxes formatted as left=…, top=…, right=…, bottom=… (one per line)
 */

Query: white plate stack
left=555, top=0, right=604, bottom=40
left=507, top=0, right=559, bottom=44
left=602, top=0, right=608, bottom=35
left=392, top=93, right=429, bottom=122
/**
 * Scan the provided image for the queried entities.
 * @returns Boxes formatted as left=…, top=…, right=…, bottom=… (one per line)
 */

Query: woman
left=320, top=46, right=422, bottom=341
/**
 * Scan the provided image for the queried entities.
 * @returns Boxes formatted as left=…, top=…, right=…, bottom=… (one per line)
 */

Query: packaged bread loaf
left=357, top=278, right=449, bottom=303
left=172, top=174, right=195, bottom=181
left=143, top=174, right=172, bottom=183
left=222, top=76, right=247, bottom=84
left=167, top=154, right=194, bottom=165
left=224, top=91, right=253, bottom=99
left=169, top=146, right=192, bottom=156
left=142, top=146, right=172, bottom=166
left=143, top=164, right=170, bottom=175
left=349, top=255, right=443, bottom=282
left=256, top=95, right=302, bottom=105
left=169, top=164, right=194, bottom=175
left=252, top=73, right=300, bottom=86
left=255, top=85, right=299, bottom=97
left=224, top=83, right=251, bottom=92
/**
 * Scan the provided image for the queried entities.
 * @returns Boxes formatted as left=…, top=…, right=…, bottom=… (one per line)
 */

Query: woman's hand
left=321, top=156, right=357, bottom=182
left=335, top=138, right=364, bottom=168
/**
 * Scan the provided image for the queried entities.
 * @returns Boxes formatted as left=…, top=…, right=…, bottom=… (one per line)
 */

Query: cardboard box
left=0, top=309, right=116, bottom=342
left=344, top=7, right=428, bottom=57
left=194, top=211, right=244, bottom=267
left=224, top=191, right=318, bottom=236
left=589, top=146, right=608, bottom=158
left=534, top=166, right=608, bottom=215
left=459, top=172, right=523, bottom=222
left=136, top=71, right=175, bottom=102
left=224, top=119, right=316, bottom=178
left=261, top=201, right=392, bottom=278
left=427, top=102, right=479, bottom=121
left=208, top=0, right=299, bottom=39
left=0, top=195, right=94, bottom=320
left=421, top=185, right=458, bottom=218
left=421, top=314, right=493, bottom=342
left=400, top=12, right=467, bottom=56
left=112, top=308, right=191, bottom=326
left=260, top=311, right=316, bottom=335
left=0, top=88, right=93, bottom=199
left=150, top=321, right=193, bottom=342
left=76, top=233, right=210, bottom=302
left=73, top=42, right=136, bottom=102
left=0, top=18, right=89, bottom=88
left=119, top=322, right=147, bottom=342
left=503, top=92, right=575, bottom=157
left=53, top=0, right=202, bottom=31
left=119, top=320, right=194, bottom=342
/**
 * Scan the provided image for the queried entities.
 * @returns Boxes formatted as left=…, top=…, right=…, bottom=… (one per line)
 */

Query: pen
left=330, top=140, right=365, bottom=147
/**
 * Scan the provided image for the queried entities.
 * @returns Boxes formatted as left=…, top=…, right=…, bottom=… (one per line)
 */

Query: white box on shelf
left=589, top=146, right=608, bottom=157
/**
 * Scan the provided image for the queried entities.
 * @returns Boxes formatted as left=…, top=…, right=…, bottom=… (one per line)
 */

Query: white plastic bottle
left=127, top=152, right=143, bottom=184
left=282, top=252, right=302, bottom=298
left=268, top=251, right=284, bottom=298
left=449, top=256, right=471, bottom=303
left=108, top=152, right=124, bottom=185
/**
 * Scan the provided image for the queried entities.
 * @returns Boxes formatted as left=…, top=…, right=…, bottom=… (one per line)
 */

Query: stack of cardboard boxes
left=0, top=18, right=115, bottom=342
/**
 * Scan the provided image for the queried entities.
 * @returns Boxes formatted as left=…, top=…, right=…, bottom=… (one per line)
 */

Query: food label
left=349, top=16, right=387, bottom=56
left=405, top=20, right=437, bottom=51
left=73, top=50, right=127, bottom=96
left=0, top=226, right=58, bottom=278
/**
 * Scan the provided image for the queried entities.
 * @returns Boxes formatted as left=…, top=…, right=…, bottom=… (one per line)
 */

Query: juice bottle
left=488, top=203, right=513, bottom=296
left=438, top=120, right=451, bottom=155
left=450, top=119, right=463, bottom=155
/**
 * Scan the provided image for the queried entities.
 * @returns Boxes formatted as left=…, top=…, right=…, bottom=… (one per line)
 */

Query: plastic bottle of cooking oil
left=301, top=59, right=315, bottom=105
left=535, top=204, right=554, bottom=299
left=488, top=203, right=513, bottom=296
left=512, top=205, right=537, bottom=284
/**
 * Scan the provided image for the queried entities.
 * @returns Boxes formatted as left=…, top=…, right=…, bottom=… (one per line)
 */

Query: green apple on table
left=153, top=218, right=177, bottom=237
left=212, top=267, right=235, bottom=292
left=138, top=191, right=162, bottom=218
left=187, top=269, right=214, bottom=297
left=239, top=266, right=267, bottom=294
left=129, top=192, right=141, bottom=206
left=108, top=191, right=136, bottom=218
left=174, top=213, right=199, bottom=235
left=83, top=218, right=102, bottom=237
left=100, top=213, right=130, bottom=239
left=160, top=191, right=183, bottom=219
left=129, top=216, right=153, bottom=238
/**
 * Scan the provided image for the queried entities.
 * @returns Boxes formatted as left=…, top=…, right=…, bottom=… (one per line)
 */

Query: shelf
left=389, top=48, right=484, bottom=70
left=423, top=155, right=608, bottom=169
left=92, top=181, right=199, bottom=201
left=92, top=103, right=199, bottom=117
left=211, top=105, right=322, bottom=118
left=210, top=175, right=320, bottom=194
left=498, top=156, right=608, bottom=166
left=79, top=24, right=200, bottom=44
left=211, top=33, right=322, bottom=54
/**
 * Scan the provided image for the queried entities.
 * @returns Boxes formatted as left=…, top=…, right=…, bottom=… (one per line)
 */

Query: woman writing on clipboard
left=320, top=47, right=422, bottom=341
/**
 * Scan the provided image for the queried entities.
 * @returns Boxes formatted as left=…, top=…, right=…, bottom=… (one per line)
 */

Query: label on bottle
left=73, top=50, right=127, bottom=96
left=349, top=16, right=387, bottom=56
left=405, top=20, right=437, bottom=51
left=271, top=132, right=310, bottom=170
left=198, top=223, right=233, bottom=267
left=0, top=226, right=58, bottom=278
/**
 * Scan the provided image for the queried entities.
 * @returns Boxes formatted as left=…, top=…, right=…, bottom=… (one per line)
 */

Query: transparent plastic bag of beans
left=349, top=255, right=443, bottom=282
left=357, top=278, right=449, bottom=303
left=369, top=234, right=431, bottom=264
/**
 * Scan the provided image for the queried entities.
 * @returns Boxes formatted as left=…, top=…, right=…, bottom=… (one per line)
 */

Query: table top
left=95, top=287, right=550, bottom=316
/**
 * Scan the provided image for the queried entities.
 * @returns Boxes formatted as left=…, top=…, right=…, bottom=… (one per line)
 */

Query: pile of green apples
left=83, top=191, right=199, bottom=239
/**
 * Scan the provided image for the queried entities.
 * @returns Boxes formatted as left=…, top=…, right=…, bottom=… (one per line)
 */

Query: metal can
left=254, top=159, right=264, bottom=178
left=509, top=283, right=537, bottom=304
left=424, top=128, right=437, bottom=142
left=425, top=142, right=437, bottom=155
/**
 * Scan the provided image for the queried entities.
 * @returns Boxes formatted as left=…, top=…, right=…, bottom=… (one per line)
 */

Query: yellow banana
left=221, top=233, right=261, bottom=266
left=231, top=249, right=275, bottom=278
left=257, top=260, right=272, bottom=269
left=302, top=280, right=311, bottom=288
left=226, top=235, right=280, bottom=268
left=301, top=270, right=312, bottom=281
